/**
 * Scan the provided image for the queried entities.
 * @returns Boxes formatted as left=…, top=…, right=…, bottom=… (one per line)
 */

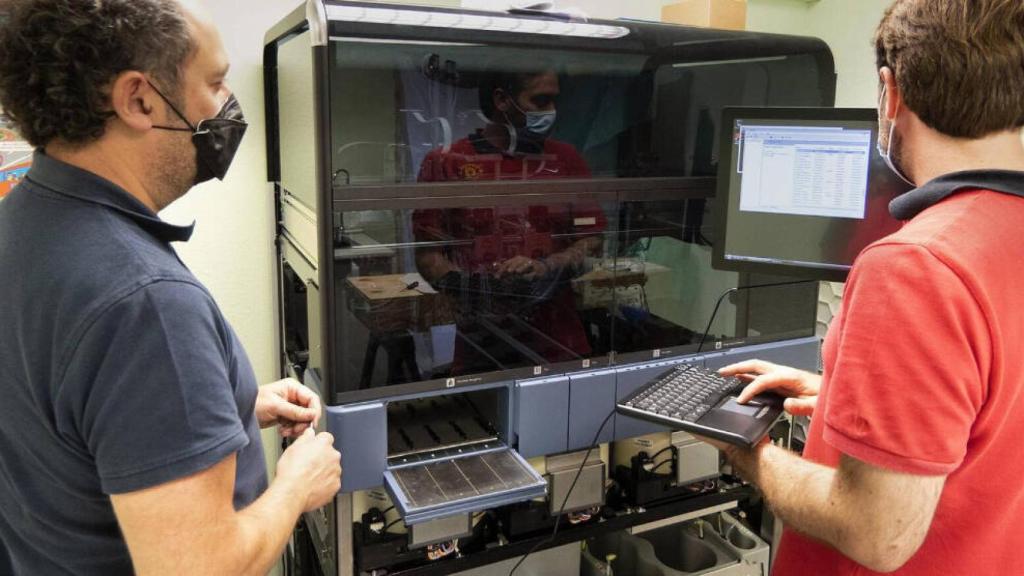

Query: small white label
left=652, top=349, right=661, bottom=358
left=582, top=359, right=591, bottom=369
left=533, top=366, right=543, bottom=375
left=445, top=378, right=456, bottom=388
left=715, top=341, right=723, bottom=350
left=574, top=217, right=597, bottom=226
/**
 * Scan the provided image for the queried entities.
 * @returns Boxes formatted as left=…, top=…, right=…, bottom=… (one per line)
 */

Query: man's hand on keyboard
left=718, top=359, right=821, bottom=417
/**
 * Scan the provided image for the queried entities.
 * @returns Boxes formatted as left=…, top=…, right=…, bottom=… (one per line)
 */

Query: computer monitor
left=713, top=107, right=912, bottom=282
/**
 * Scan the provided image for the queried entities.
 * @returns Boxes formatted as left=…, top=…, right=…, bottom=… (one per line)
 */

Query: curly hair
left=0, top=0, right=194, bottom=147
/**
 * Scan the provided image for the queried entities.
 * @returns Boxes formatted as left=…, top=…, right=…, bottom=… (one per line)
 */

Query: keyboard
left=616, top=364, right=784, bottom=448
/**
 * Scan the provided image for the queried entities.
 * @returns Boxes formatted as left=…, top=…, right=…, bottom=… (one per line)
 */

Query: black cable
left=696, top=280, right=817, bottom=354
left=649, top=446, right=673, bottom=461
left=648, top=458, right=673, bottom=475
left=382, top=512, right=401, bottom=532
left=508, top=409, right=616, bottom=576
left=370, top=505, right=398, bottom=534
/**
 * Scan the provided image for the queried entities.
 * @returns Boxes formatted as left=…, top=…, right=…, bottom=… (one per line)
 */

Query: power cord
left=508, top=409, right=616, bottom=576
left=696, top=280, right=818, bottom=354
left=648, top=458, right=674, bottom=475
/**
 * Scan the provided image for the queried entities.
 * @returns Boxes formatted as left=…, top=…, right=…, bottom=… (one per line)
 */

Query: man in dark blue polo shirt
left=0, top=1, right=342, bottom=574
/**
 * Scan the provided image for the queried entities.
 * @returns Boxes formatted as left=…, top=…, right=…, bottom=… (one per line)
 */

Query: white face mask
left=877, top=85, right=915, bottom=187
left=523, top=109, right=557, bottom=135
left=509, top=98, right=556, bottom=136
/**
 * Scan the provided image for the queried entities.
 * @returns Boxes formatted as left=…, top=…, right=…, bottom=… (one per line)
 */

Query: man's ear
left=109, top=71, right=159, bottom=132
left=878, top=66, right=901, bottom=121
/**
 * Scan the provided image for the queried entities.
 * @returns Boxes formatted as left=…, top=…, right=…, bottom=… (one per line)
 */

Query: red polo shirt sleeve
left=820, top=242, right=989, bottom=475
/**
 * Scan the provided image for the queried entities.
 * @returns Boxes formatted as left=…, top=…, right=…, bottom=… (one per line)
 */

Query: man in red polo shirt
left=711, top=1, right=1024, bottom=574
left=414, top=66, right=604, bottom=367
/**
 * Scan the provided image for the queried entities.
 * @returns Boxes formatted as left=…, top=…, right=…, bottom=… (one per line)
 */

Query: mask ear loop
left=496, top=88, right=526, bottom=156
left=501, top=109, right=518, bottom=156
left=877, top=83, right=915, bottom=187
left=147, top=80, right=197, bottom=133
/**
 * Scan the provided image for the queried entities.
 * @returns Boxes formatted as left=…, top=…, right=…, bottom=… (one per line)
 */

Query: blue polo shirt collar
left=26, top=150, right=195, bottom=243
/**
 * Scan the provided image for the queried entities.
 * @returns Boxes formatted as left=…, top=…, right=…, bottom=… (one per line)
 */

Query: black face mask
left=149, top=83, right=248, bottom=185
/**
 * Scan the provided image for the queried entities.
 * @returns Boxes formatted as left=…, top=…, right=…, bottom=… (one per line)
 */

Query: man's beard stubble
left=879, top=115, right=913, bottom=184
left=149, top=133, right=197, bottom=212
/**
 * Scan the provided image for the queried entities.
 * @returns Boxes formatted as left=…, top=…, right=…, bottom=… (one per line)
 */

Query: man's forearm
left=233, top=476, right=308, bottom=575
left=726, top=443, right=941, bottom=572
left=727, top=443, right=846, bottom=550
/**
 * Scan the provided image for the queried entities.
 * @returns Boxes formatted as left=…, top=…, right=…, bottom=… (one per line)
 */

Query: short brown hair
left=0, top=0, right=194, bottom=147
left=874, top=0, right=1024, bottom=138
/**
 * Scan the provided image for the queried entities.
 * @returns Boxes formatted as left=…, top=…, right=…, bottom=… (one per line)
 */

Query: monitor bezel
left=712, top=106, right=885, bottom=283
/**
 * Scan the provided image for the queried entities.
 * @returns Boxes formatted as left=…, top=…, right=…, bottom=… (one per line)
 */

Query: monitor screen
left=713, top=107, right=912, bottom=282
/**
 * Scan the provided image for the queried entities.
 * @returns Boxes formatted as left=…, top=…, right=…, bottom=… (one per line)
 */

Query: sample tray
left=384, top=448, right=547, bottom=525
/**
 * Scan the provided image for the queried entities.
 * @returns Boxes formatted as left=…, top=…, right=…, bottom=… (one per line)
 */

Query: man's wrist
left=723, top=441, right=771, bottom=485
left=270, top=467, right=310, bottom=514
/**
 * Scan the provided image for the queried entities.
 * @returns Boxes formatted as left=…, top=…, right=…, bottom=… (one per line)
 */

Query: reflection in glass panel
left=332, top=193, right=816, bottom=392
left=608, top=198, right=726, bottom=355
left=612, top=197, right=817, bottom=359
left=334, top=199, right=617, bottom=389
left=329, top=39, right=827, bottom=185
left=324, top=33, right=826, bottom=394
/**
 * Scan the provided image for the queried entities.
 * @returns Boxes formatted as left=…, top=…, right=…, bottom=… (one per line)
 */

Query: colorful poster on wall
left=0, top=111, right=33, bottom=199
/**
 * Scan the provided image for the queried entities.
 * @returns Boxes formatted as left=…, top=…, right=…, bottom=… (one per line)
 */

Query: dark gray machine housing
left=264, top=2, right=834, bottom=574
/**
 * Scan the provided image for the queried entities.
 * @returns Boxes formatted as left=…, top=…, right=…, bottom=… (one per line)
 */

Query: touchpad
left=718, top=397, right=762, bottom=416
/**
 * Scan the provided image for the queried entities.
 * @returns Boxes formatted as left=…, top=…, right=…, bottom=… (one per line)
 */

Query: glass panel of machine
left=326, top=33, right=826, bottom=395
left=328, top=39, right=826, bottom=184
left=332, top=193, right=815, bottom=392
left=611, top=196, right=817, bottom=360
left=333, top=196, right=618, bottom=391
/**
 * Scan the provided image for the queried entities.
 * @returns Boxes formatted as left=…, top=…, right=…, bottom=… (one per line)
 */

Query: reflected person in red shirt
left=414, top=66, right=605, bottom=369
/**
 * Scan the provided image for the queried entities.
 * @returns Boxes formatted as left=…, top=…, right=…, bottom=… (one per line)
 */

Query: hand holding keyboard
left=617, top=363, right=784, bottom=448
